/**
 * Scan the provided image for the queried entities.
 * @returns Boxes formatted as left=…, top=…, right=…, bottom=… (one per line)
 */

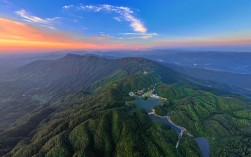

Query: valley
left=0, top=54, right=250, bottom=157
left=130, top=86, right=211, bottom=157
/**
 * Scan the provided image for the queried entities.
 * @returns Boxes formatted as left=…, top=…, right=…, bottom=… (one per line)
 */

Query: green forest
left=154, top=83, right=251, bottom=156
left=0, top=56, right=250, bottom=157
left=2, top=72, right=201, bottom=157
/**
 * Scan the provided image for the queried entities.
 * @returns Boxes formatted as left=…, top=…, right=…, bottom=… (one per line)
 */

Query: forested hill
left=0, top=54, right=188, bottom=99
left=0, top=54, right=250, bottom=157
left=0, top=55, right=201, bottom=156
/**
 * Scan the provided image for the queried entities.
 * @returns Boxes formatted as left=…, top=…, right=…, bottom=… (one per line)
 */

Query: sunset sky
left=0, top=0, right=251, bottom=52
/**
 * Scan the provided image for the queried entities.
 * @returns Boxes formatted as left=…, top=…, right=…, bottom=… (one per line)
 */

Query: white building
left=151, top=94, right=160, bottom=99
left=129, top=92, right=134, bottom=96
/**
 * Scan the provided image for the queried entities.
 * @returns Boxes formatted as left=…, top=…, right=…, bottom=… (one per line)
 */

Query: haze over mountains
left=148, top=51, right=251, bottom=74
left=1, top=50, right=251, bottom=74
left=1, top=52, right=250, bottom=99
left=1, top=50, right=251, bottom=97
left=0, top=54, right=186, bottom=98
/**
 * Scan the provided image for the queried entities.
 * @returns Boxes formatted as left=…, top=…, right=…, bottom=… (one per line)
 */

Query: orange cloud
left=0, top=18, right=127, bottom=52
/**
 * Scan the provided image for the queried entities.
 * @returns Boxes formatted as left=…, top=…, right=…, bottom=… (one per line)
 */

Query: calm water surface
left=135, top=97, right=210, bottom=157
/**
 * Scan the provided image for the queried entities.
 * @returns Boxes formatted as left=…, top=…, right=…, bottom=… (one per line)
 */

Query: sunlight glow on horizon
left=1, top=0, right=251, bottom=53
left=0, top=18, right=131, bottom=52
left=0, top=17, right=251, bottom=53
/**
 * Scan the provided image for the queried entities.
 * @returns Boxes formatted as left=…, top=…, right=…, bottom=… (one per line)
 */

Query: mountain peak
left=62, top=54, right=107, bottom=60
left=64, top=54, right=82, bottom=59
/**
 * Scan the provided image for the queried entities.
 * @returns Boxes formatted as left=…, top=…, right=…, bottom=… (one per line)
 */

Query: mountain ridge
left=0, top=54, right=188, bottom=99
left=0, top=54, right=250, bottom=157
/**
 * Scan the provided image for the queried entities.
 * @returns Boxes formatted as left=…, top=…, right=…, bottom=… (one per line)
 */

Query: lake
left=196, top=137, right=210, bottom=157
left=134, top=96, right=210, bottom=157
left=135, top=97, right=159, bottom=113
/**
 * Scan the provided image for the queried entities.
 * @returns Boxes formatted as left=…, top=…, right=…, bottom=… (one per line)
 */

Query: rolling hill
left=0, top=54, right=250, bottom=157
left=0, top=54, right=192, bottom=156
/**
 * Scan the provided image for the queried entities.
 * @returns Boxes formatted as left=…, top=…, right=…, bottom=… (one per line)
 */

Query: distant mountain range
left=168, top=64, right=251, bottom=97
left=136, top=51, right=251, bottom=74
left=1, top=50, right=251, bottom=75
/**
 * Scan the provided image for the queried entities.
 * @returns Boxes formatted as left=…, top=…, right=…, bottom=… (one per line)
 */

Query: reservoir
left=196, top=137, right=210, bottom=157
left=134, top=96, right=210, bottom=157
left=135, top=97, right=159, bottom=113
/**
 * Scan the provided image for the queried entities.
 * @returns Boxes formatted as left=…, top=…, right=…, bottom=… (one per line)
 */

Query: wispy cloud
left=113, top=17, right=122, bottom=22
left=2, top=0, right=14, bottom=6
left=69, top=4, right=147, bottom=33
left=119, top=33, right=158, bottom=39
left=63, top=5, right=74, bottom=9
left=16, top=9, right=59, bottom=29
left=0, top=0, right=16, bottom=10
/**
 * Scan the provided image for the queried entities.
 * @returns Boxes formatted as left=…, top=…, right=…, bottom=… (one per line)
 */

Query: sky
left=0, top=0, right=251, bottom=52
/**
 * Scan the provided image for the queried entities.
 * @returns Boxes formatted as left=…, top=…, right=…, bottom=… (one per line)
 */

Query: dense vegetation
left=2, top=73, right=200, bottom=157
left=0, top=54, right=185, bottom=136
left=0, top=54, right=250, bottom=157
left=154, top=83, right=251, bottom=156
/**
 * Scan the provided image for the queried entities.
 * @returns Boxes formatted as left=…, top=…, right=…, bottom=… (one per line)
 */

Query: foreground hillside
left=154, top=84, right=251, bottom=156
left=0, top=54, right=250, bottom=157
left=1, top=71, right=200, bottom=157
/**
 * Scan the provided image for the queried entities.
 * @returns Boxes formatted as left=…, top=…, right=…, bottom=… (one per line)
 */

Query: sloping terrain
left=0, top=54, right=193, bottom=156
left=154, top=83, right=251, bottom=156
left=0, top=55, right=189, bottom=135
left=0, top=54, right=250, bottom=157
left=1, top=71, right=200, bottom=157
left=0, top=54, right=186, bottom=98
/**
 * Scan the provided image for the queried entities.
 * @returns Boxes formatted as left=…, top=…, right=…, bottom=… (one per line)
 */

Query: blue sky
left=0, top=0, right=251, bottom=52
